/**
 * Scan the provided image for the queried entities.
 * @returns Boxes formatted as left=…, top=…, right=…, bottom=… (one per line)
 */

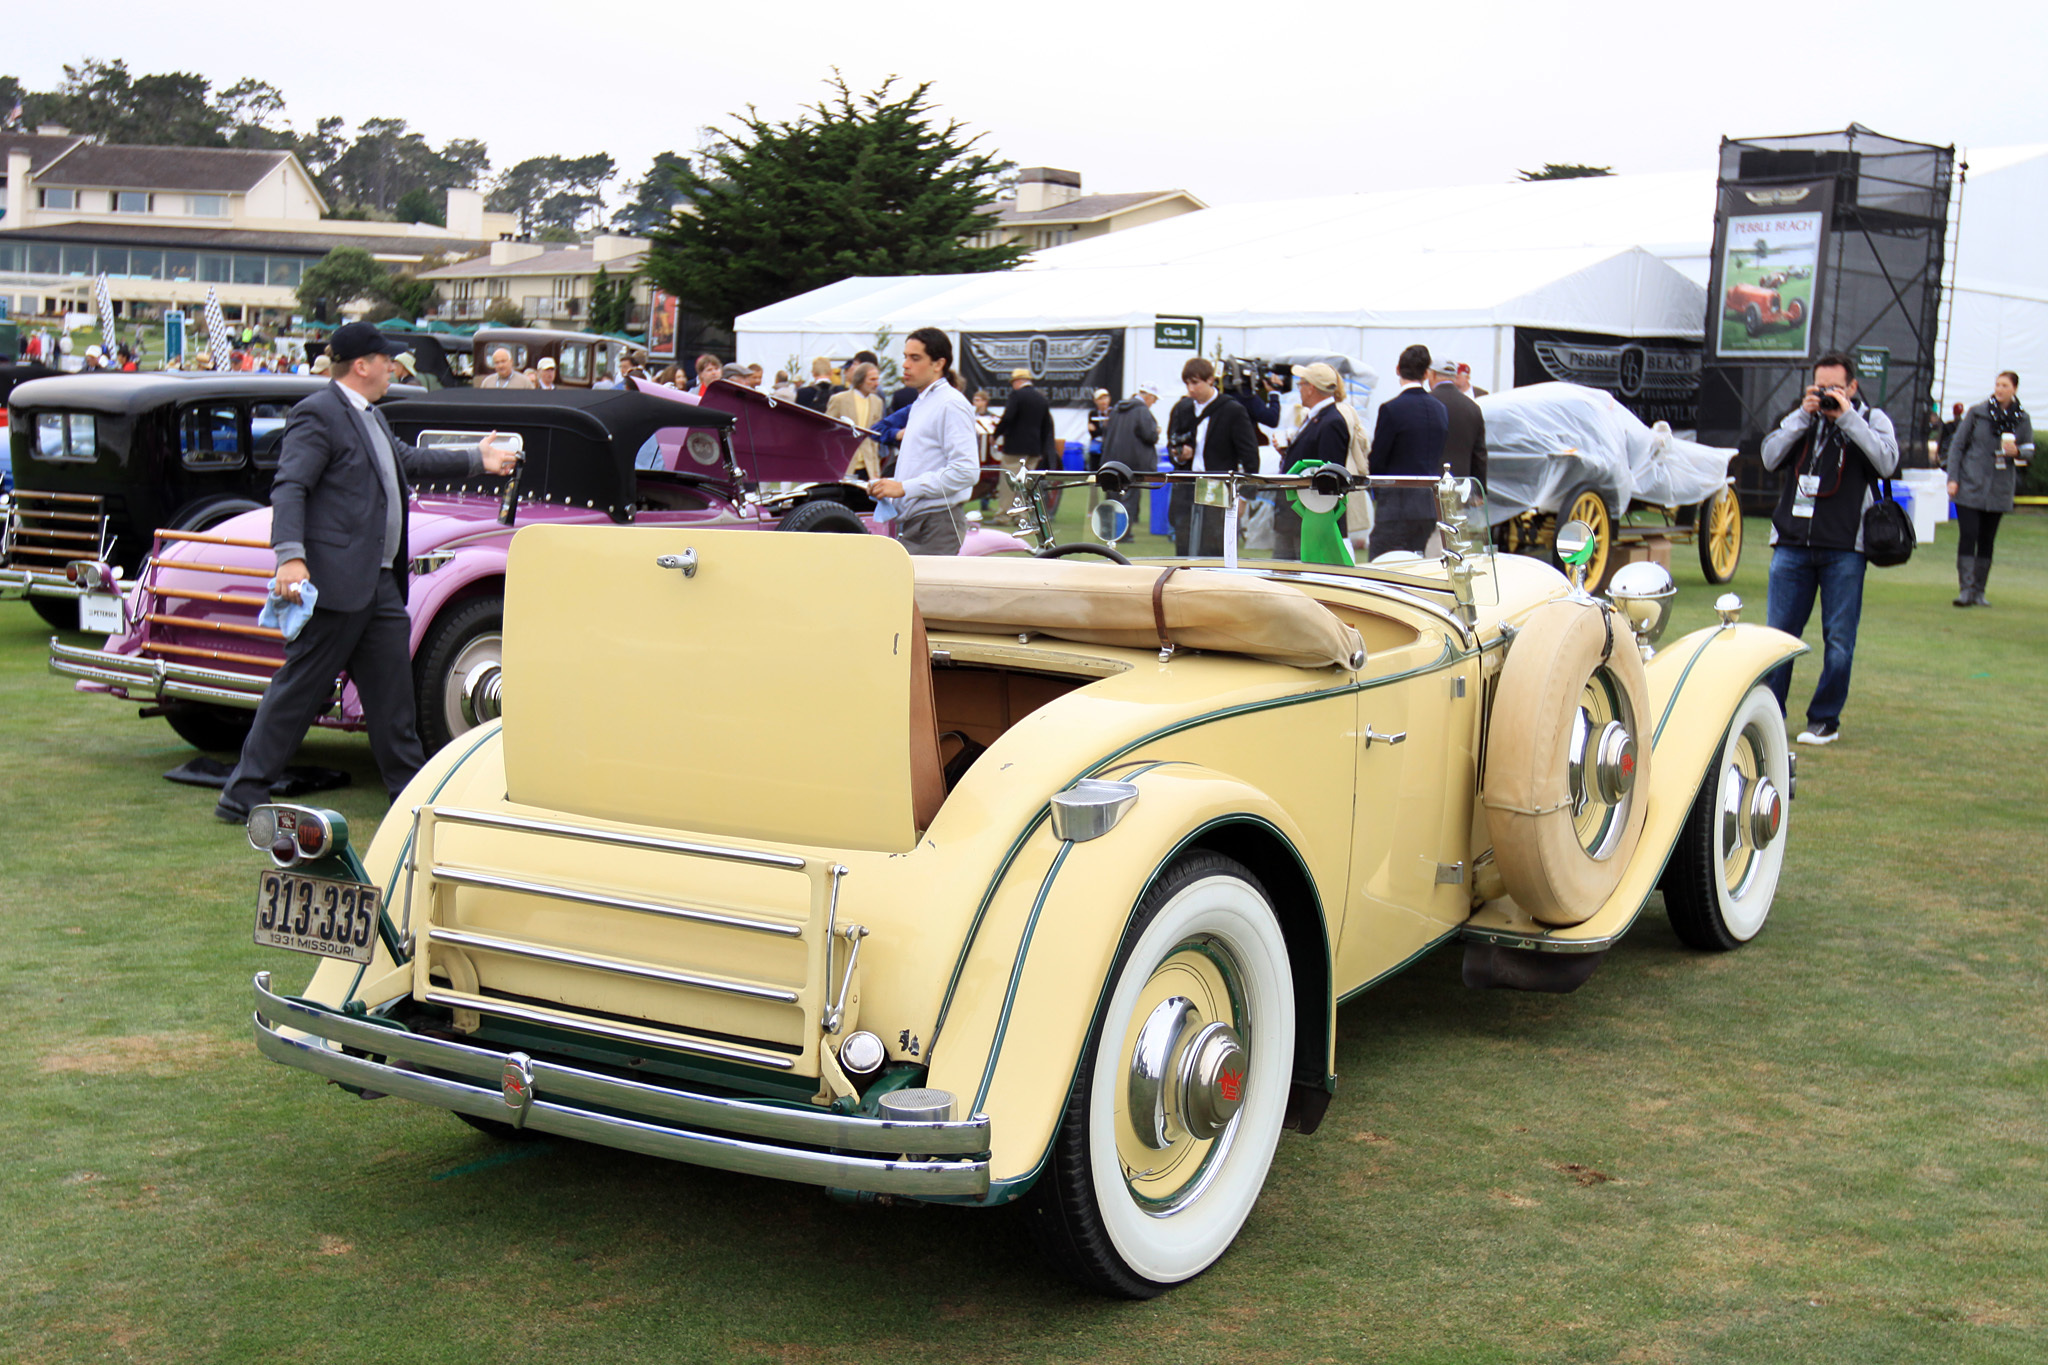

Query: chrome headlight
left=1608, top=561, right=1677, bottom=649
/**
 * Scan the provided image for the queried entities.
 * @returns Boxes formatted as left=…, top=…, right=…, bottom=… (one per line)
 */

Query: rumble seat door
left=501, top=525, right=925, bottom=853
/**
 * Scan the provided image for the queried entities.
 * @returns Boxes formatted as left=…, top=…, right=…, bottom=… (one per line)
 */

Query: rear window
left=251, top=403, right=292, bottom=469
left=33, top=412, right=97, bottom=462
left=180, top=405, right=246, bottom=471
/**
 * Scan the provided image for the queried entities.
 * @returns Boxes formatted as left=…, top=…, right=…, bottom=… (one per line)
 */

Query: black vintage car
left=1, top=373, right=421, bottom=630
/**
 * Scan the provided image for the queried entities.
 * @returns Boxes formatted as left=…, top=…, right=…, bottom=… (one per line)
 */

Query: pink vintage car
left=51, top=380, right=1025, bottom=754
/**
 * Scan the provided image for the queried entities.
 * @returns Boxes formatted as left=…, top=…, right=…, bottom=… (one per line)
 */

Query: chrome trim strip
left=429, top=864, right=803, bottom=939
left=426, top=926, right=800, bottom=1004
left=1457, top=924, right=1619, bottom=955
left=418, top=987, right=799, bottom=1069
left=429, top=806, right=808, bottom=871
left=254, top=1001, right=987, bottom=1194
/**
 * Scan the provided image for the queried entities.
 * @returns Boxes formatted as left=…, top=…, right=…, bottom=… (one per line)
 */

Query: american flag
left=92, top=274, right=118, bottom=361
left=203, top=287, right=231, bottom=372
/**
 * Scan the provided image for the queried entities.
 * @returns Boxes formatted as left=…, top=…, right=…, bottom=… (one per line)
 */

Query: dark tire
left=161, top=699, right=255, bottom=753
left=1021, top=852, right=1293, bottom=1298
left=1743, top=305, right=1762, bottom=337
left=168, top=497, right=263, bottom=533
left=1661, top=686, right=1790, bottom=951
left=414, top=594, right=502, bottom=755
left=30, top=596, right=78, bottom=631
left=777, top=499, right=866, bottom=534
left=1034, top=542, right=1132, bottom=565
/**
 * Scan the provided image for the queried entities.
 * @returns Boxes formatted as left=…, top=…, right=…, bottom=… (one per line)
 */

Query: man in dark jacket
left=1760, top=352, right=1900, bottom=746
left=993, top=367, right=1058, bottom=469
left=215, top=322, right=517, bottom=821
left=1098, top=382, right=1160, bottom=522
left=1428, top=357, right=1488, bottom=487
left=1368, top=344, right=1449, bottom=557
left=1168, top=357, right=1258, bottom=556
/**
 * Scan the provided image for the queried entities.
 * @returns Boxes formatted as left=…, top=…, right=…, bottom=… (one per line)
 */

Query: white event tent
left=738, top=152, right=2048, bottom=439
left=738, top=172, right=1717, bottom=441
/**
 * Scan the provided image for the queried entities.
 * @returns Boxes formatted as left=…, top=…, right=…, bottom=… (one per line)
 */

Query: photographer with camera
left=1166, top=358, right=1259, bottom=556
left=1761, top=352, right=1900, bottom=747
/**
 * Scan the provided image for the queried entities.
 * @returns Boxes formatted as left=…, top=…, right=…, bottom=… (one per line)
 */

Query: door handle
left=1364, top=726, right=1407, bottom=748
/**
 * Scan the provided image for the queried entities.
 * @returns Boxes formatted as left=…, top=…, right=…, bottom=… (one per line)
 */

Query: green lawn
left=2, top=517, right=2044, bottom=1363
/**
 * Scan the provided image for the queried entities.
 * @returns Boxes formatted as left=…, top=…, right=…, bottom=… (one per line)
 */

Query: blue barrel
left=1061, top=440, right=1086, bottom=471
left=1151, top=451, right=1173, bottom=535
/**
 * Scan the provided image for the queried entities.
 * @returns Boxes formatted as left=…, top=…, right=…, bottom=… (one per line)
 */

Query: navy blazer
left=1287, top=401, right=1350, bottom=471
left=993, top=382, right=1059, bottom=460
left=1370, top=387, right=1450, bottom=521
left=270, top=382, right=474, bottom=611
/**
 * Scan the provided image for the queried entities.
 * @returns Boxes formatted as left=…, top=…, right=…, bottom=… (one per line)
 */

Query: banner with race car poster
left=1706, top=178, right=1835, bottom=361
left=959, top=329, right=1125, bottom=407
left=1514, top=328, right=1703, bottom=430
left=648, top=289, right=679, bottom=359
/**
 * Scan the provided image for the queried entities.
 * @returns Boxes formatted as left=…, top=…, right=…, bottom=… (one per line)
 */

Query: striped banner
left=203, top=287, right=231, bottom=371
left=93, top=273, right=118, bottom=360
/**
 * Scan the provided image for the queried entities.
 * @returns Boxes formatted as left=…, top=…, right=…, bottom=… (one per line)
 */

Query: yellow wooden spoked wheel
left=1554, top=487, right=1613, bottom=587
left=1697, top=485, right=1743, bottom=584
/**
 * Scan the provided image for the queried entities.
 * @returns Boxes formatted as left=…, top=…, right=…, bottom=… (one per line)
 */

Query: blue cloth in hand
left=258, top=579, right=318, bottom=642
left=871, top=497, right=901, bottom=524
left=870, top=406, right=913, bottom=445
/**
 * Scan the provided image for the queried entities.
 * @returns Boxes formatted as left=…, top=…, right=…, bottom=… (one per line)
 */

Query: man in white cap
left=534, top=356, right=558, bottom=390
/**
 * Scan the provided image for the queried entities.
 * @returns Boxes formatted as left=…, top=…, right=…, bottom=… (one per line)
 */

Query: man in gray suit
left=216, top=323, right=517, bottom=821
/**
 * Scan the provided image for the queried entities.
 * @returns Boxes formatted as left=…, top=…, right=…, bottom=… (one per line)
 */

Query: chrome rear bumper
left=50, top=639, right=271, bottom=708
left=252, top=973, right=991, bottom=1198
left=0, top=567, right=79, bottom=601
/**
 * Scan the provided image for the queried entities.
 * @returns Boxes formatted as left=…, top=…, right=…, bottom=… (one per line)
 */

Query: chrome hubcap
left=1127, top=998, right=1247, bottom=1150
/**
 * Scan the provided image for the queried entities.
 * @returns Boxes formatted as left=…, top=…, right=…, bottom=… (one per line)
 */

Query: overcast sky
left=9, top=1, right=2042, bottom=210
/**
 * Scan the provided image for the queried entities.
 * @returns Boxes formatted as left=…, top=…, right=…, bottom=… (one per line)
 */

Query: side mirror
left=1090, top=498, right=1131, bottom=545
left=1555, top=519, right=1596, bottom=594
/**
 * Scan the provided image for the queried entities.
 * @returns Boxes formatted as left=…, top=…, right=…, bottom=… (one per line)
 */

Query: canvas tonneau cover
left=1479, top=382, right=1735, bottom=522
left=911, top=556, right=1365, bottom=670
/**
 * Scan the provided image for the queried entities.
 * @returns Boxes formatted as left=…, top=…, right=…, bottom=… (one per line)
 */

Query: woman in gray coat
left=1945, top=371, right=2032, bottom=606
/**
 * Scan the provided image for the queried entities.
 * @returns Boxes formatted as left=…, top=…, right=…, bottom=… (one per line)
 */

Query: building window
left=164, top=251, right=197, bottom=281
left=199, top=254, right=231, bottom=283
left=60, top=245, right=94, bottom=276
left=128, top=249, right=163, bottom=279
left=553, top=276, right=574, bottom=299
left=452, top=281, right=475, bottom=301
left=115, top=191, right=151, bottom=214
left=487, top=278, right=508, bottom=299
left=232, top=255, right=266, bottom=286
left=187, top=194, right=227, bottom=217
left=40, top=188, right=77, bottom=210
left=267, top=257, right=302, bottom=288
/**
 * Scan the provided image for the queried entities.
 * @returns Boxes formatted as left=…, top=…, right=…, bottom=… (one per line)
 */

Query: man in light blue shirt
left=867, top=327, right=977, bottom=555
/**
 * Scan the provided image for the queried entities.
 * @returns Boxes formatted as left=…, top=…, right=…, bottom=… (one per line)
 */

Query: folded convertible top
left=912, top=556, right=1365, bottom=670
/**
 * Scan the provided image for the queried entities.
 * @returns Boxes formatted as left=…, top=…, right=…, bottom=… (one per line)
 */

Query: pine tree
left=645, top=75, right=1024, bottom=328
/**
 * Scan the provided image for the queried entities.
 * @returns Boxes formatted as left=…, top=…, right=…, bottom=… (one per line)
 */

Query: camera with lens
left=1815, top=386, right=1841, bottom=414
left=1221, top=356, right=1292, bottom=396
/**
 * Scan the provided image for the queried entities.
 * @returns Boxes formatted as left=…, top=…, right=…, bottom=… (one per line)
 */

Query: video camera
left=1220, top=356, right=1293, bottom=396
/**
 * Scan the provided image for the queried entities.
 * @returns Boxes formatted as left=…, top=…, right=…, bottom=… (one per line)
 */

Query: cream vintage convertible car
left=245, top=471, right=1801, bottom=1297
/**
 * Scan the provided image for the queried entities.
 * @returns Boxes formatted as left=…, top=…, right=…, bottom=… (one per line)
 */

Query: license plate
left=255, top=870, right=381, bottom=964
left=78, top=591, right=123, bottom=634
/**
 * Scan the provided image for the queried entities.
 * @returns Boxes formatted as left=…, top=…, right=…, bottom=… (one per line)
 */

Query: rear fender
left=923, top=765, right=1333, bottom=1199
left=404, top=550, right=506, bottom=655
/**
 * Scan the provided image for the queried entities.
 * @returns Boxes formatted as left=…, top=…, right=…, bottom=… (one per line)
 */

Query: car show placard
left=961, top=329, right=1124, bottom=405
left=1707, top=179, right=1834, bottom=361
